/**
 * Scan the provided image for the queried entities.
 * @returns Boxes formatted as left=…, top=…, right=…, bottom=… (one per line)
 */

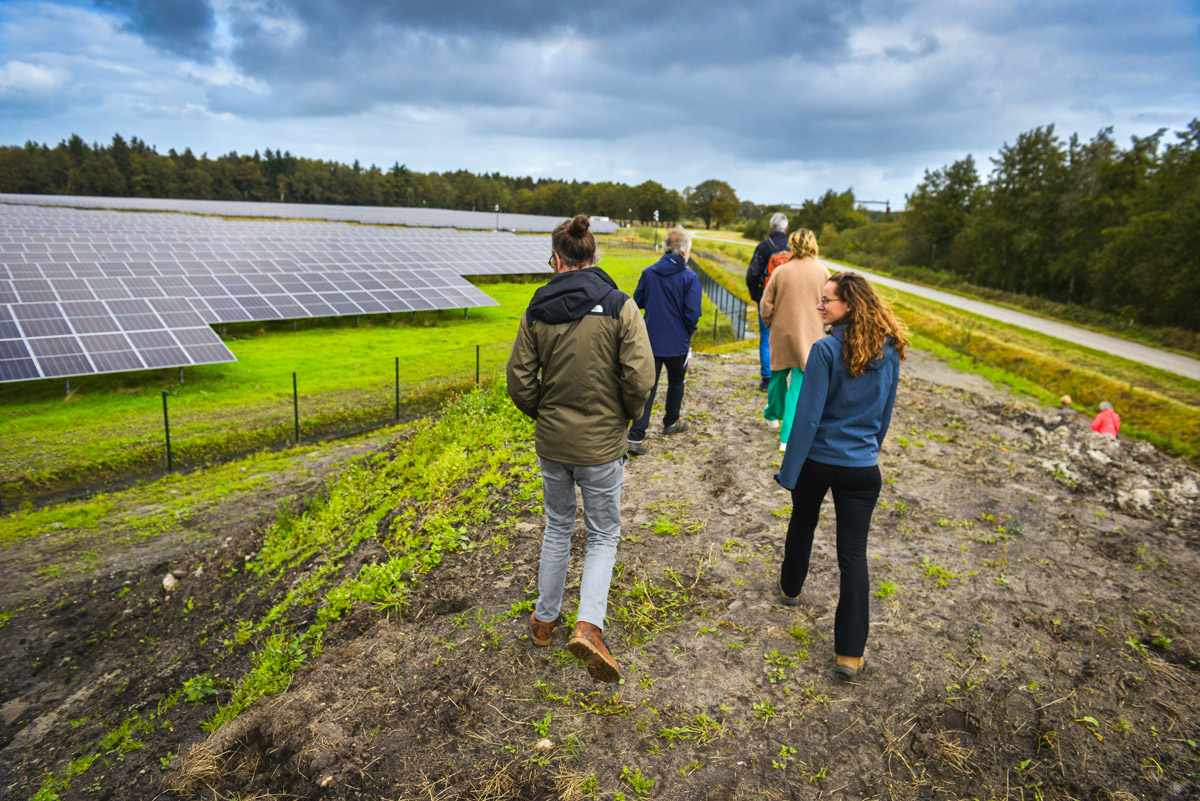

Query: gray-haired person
left=746, top=212, right=790, bottom=391
left=627, top=226, right=702, bottom=455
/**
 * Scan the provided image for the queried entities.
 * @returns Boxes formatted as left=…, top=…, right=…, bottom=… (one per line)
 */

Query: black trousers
left=629, top=354, right=687, bottom=441
left=781, top=459, right=882, bottom=658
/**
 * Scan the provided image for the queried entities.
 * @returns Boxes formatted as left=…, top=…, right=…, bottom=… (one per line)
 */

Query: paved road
left=688, top=235, right=1200, bottom=382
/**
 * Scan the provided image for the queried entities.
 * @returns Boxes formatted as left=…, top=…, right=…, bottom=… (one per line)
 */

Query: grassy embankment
left=676, top=231, right=1200, bottom=462
left=13, top=380, right=543, bottom=800
left=0, top=247, right=741, bottom=505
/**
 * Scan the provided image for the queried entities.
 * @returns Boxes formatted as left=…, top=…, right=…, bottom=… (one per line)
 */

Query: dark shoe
left=627, top=438, right=647, bottom=456
left=663, top=420, right=689, bottom=435
left=759, top=378, right=770, bottom=392
left=778, top=577, right=800, bottom=607
left=835, top=654, right=865, bottom=679
left=567, top=622, right=621, bottom=682
left=529, top=612, right=556, bottom=647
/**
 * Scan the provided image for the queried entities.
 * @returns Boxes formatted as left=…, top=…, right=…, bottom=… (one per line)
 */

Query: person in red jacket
left=1090, top=401, right=1121, bottom=437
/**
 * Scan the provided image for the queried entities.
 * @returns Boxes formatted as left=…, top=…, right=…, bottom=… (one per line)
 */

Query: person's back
left=509, top=264, right=652, bottom=464
left=506, top=214, right=654, bottom=686
left=635, top=247, right=701, bottom=358
left=746, top=212, right=791, bottom=391
left=1090, top=402, right=1121, bottom=438
left=760, top=255, right=829, bottom=372
left=628, top=227, right=702, bottom=453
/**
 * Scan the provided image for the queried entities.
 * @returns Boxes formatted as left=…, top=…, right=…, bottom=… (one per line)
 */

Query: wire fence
left=0, top=341, right=512, bottom=513
left=2, top=252, right=754, bottom=513
left=689, top=258, right=749, bottom=341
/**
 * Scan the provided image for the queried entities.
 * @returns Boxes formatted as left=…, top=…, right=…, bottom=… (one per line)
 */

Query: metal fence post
left=292, top=372, right=300, bottom=444
left=162, top=390, right=173, bottom=473
left=475, top=345, right=480, bottom=386
left=713, top=309, right=718, bottom=343
left=395, top=356, right=400, bottom=422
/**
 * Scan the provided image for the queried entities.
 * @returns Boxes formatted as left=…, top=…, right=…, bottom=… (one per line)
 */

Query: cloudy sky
left=1, top=0, right=1197, bottom=207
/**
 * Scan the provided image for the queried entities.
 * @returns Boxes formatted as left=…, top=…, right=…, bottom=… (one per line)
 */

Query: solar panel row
left=1, top=202, right=555, bottom=383
left=0, top=193, right=621, bottom=234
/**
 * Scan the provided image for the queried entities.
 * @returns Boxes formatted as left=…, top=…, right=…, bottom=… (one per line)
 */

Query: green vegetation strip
left=27, top=380, right=542, bottom=799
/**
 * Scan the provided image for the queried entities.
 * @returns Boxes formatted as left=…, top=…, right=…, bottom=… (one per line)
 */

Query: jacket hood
left=527, top=266, right=620, bottom=325
left=650, top=252, right=688, bottom=277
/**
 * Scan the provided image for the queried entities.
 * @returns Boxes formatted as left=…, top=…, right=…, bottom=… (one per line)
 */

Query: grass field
left=0, top=246, right=742, bottom=505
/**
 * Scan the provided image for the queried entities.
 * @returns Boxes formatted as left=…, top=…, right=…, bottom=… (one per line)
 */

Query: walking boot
left=529, top=612, right=556, bottom=647
left=567, top=621, right=621, bottom=682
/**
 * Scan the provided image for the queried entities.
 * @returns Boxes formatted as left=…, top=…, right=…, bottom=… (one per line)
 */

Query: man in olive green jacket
left=506, top=220, right=654, bottom=682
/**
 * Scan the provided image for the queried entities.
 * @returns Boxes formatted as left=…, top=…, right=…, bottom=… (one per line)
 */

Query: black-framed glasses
left=548, top=254, right=557, bottom=269
left=819, top=296, right=844, bottom=306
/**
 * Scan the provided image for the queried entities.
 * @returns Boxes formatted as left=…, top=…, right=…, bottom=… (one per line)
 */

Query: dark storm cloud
left=213, top=0, right=866, bottom=125
left=93, top=0, right=216, bottom=60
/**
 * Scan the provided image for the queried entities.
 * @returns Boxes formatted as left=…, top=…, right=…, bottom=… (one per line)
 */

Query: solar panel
left=0, top=200, right=558, bottom=382
left=0, top=193, right=620, bottom=234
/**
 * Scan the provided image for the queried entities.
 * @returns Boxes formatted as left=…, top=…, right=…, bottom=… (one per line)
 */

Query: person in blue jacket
left=774, top=271, right=909, bottom=679
left=627, top=226, right=703, bottom=455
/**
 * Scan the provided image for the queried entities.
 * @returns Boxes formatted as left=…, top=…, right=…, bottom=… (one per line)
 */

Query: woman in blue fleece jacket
left=774, top=272, right=909, bottom=679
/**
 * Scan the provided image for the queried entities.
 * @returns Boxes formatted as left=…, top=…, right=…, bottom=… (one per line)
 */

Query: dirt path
left=2, top=347, right=1198, bottom=800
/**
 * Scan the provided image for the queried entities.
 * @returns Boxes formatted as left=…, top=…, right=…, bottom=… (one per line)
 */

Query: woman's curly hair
left=828, top=272, right=909, bottom=378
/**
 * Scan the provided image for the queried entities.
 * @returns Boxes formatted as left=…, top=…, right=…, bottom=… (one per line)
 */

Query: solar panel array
left=0, top=193, right=621, bottom=234
left=1, top=202, right=554, bottom=383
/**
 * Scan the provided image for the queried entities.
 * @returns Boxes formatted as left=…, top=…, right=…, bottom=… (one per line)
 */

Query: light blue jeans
left=534, top=455, right=626, bottom=631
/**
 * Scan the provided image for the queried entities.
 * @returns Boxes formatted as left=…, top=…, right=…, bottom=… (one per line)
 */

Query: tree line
left=0, top=134, right=755, bottom=227
left=895, top=121, right=1199, bottom=330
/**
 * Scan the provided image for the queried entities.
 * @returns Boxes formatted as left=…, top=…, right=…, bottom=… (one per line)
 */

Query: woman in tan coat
left=759, top=229, right=830, bottom=451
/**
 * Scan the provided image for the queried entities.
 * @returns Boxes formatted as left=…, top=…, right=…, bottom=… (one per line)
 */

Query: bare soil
left=2, top=348, right=1199, bottom=800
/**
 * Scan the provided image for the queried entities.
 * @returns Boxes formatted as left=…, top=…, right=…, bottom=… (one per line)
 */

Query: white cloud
left=0, top=60, right=70, bottom=94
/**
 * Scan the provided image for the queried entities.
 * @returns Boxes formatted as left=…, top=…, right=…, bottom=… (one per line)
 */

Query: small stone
left=162, top=573, right=178, bottom=592
left=535, top=738, right=553, bottom=752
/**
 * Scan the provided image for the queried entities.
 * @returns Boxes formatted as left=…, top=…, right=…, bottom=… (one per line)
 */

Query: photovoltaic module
left=0, top=197, right=572, bottom=382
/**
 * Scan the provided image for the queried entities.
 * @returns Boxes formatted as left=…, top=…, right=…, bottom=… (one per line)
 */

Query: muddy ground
left=1, top=347, right=1198, bottom=800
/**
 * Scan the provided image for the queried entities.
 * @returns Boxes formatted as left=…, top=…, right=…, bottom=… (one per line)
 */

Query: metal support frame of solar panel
left=0, top=203, right=554, bottom=383
left=0, top=193, right=620, bottom=234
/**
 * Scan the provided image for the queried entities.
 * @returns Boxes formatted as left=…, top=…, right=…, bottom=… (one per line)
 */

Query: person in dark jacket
left=774, top=272, right=909, bottom=680
left=507, top=215, right=655, bottom=683
left=746, top=212, right=790, bottom=391
left=627, top=226, right=702, bottom=455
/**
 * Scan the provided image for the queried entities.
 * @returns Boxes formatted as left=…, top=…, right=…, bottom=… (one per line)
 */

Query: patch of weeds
left=181, top=673, right=217, bottom=703
left=677, top=758, right=702, bottom=777
left=620, top=765, right=656, bottom=798
left=773, top=744, right=797, bottom=770
left=612, top=564, right=700, bottom=646
left=658, top=713, right=724, bottom=746
left=788, top=624, right=822, bottom=645
left=753, top=700, right=777, bottom=721
left=532, top=711, right=552, bottom=737
left=918, top=555, right=960, bottom=588
left=203, top=632, right=307, bottom=732
left=875, top=579, right=899, bottom=599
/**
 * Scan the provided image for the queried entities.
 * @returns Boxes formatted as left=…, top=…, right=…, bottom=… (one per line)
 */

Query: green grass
left=0, top=246, right=745, bottom=505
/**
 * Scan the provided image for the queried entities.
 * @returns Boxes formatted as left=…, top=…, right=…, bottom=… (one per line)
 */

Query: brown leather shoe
left=567, top=622, right=621, bottom=683
left=529, top=612, right=556, bottom=647
left=835, top=654, right=865, bottom=679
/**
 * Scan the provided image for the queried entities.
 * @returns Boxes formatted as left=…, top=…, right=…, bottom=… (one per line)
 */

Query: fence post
left=162, top=390, right=173, bottom=473
left=713, top=308, right=718, bottom=343
left=475, top=345, right=480, bottom=386
left=395, top=356, right=400, bottom=422
left=292, top=372, right=300, bottom=444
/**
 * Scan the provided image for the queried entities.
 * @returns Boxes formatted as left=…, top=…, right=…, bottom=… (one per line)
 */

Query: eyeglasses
left=818, top=297, right=844, bottom=306
left=548, top=254, right=557, bottom=270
